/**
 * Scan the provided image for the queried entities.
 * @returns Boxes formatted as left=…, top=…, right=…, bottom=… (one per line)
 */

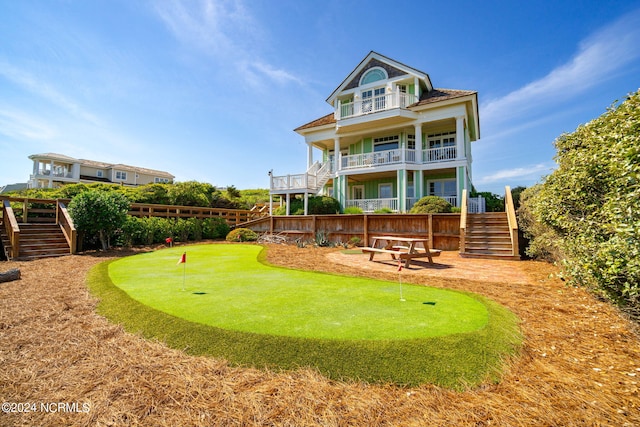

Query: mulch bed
left=1, top=244, right=639, bottom=426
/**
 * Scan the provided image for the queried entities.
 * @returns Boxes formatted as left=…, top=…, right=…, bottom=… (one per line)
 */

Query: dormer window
left=360, top=67, right=387, bottom=86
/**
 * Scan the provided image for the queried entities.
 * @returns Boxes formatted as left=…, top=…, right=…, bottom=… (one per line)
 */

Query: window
left=155, top=177, right=170, bottom=183
left=351, top=185, right=364, bottom=200
left=373, top=135, right=399, bottom=152
left=96, top=170, right=103, bottom=178
left=379, top=183, right=393, bottom=199
left=115, top=171, right=127, bottom=181
left=407, top=134, right=416, bottom=150
left=398, top=84, right=408, bottom=107
left=360, top=68, right=387, bottom=85
left=428, top=131, right=456, bottom=149
left=428, top=180, right=456, bottom=198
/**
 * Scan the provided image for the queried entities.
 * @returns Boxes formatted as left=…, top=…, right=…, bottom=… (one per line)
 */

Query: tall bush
left=69, top=190, right=130, bottom=250
left=526, top=90, right=640, bottom=314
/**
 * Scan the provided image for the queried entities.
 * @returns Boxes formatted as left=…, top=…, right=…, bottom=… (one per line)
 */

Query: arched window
left=360, top=67, right=387, bottom=86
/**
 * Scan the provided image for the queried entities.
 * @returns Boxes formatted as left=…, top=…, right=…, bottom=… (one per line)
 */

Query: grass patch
left=88, top=244, right=522, bottom=388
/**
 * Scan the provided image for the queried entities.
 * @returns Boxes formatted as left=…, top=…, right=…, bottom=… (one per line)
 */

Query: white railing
left=346, top=198, right=398, bottom=212
left=340, top=147, right=454, bottom=171
left=423, top=146, right=457, bottom=163
left=270, top=161, right=332, bottom=192
left=342, top=149, right=418, bottom=170
left=468, top=196, right=486, bottom=213
left=337, top=91, right=418, bottom=120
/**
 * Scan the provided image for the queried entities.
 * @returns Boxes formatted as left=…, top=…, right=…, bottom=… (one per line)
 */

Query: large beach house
left=269, top=51, right=482, bottom=215
left=28, top=153, right=174, bottom=189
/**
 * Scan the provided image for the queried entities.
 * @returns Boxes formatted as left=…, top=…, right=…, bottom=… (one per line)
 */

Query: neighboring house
left=269, top=51, right=483, bottom=214
left=0, top=183, right=28, bottom=194
left=28, top=153, right=174, bottom=189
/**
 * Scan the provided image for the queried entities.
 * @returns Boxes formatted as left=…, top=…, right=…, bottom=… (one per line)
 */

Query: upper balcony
left=335, top=90, right=418, bottom=124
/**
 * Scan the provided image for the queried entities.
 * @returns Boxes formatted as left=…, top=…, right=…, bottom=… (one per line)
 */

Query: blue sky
left=1, top=0, right=639, bottom=194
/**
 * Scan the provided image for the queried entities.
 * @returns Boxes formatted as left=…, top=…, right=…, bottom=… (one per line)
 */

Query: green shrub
left=524, top=90, right=640, bottom=315
left=274, top=196, right=340, bottom=215
left=343, top=206, right=363, bottom=214
left=226, top=228, right=258, bottom=242
left=202, top=217, right=230, bottom=239
left=409, top=196, right=452, bottom=213
left=373, top=207, right=393, bottom=214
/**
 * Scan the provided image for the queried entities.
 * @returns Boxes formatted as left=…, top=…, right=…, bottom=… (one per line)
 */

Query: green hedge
left=118, top=217, right=230, bottom=246
left=521, top=90, right=640, bottom=316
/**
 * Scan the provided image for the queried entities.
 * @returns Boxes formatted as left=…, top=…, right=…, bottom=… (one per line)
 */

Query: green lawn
left=89, top=244, right=522, bottom=388
left=108, top=244, right=487, bottom=340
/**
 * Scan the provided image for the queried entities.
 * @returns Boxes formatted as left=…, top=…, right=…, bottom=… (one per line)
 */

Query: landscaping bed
left=1, top=244, right=639, bottom=426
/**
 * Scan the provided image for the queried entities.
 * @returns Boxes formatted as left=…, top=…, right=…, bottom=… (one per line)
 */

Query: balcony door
left=362, top=87, right=385, bottom=113
left=351, top=185, right=365, bottom=200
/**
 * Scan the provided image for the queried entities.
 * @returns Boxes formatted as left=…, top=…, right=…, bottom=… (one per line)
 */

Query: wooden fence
left=0, top=197, right=260, bottom=227
left=127, top=203, right=257, bottom=227
left=244, top=213, right=461, bottom=250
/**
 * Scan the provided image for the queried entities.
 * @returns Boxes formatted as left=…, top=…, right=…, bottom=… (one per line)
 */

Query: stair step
left=1, top=223, right=71, bottom=260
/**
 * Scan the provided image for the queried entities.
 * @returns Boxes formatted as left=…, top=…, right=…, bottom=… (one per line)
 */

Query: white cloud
left=0, top=61, right=100, bottom=125
left=0, top=108, right=56, bottom=141
left=482, top=8, right=640, bottom=124
left=477, top=163, right=553, bottom=184
left=153, top=0, right=303, bottom=87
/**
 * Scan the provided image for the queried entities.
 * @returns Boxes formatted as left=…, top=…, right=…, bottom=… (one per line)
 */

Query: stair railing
left=56, top=201, right=77, bottom=254
left=504, top=186, right=519, bottom=257
left=459, top=189, right=468, bottom=254
left=2, top=199, right=20, bottom=259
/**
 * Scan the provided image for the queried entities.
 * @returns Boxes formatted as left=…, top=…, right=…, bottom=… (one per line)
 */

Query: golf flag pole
left=177, top=252, right=186, bottom=291
left=398, top=259, right=405, bottom=302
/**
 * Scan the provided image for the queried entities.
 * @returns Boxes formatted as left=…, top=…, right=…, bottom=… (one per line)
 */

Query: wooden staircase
left=1, top=223, right=72, bottom=260
left=460, top=212, right=520, bottom=260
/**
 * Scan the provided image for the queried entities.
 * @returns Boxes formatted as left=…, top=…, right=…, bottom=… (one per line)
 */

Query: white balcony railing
left=346, top=198, right=398, bottom=212
left=337, top=91, right=418, bottom=120
left=340, top=146, right=455, bottom=170
left=423, top=146, right=457, bottom=163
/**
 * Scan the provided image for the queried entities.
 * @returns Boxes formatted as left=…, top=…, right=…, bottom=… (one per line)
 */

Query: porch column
left=397, top=169, right=407, bottom=213
left=414, top=123, right=422, bottom=163
left=307, top=143, right=314, bottom=169
left=456, top=116, right=465, bottom=160
left=48, top=160, right=54, bottom=188
left=303, top=192, right=309, bottom=216
left=269, top=194, right=273, bottom=216
left=334, top=137, right=341, bottom=171
left=286, top=193, right=291, bottom=216
left=414, top=170, right=423, bottom=200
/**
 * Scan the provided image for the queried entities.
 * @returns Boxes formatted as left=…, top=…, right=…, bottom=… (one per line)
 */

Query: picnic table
left=361, top=236, right=441, bottom=268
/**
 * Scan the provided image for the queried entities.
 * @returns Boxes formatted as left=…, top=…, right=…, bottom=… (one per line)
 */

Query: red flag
left=177, top=252, right=186, bottom=265
left=165, top=237, right=173, bottom=244
left=397, top=259, right=403, bottom=271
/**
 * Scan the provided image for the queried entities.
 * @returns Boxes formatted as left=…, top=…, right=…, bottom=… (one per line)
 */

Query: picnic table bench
left=361, top=236, right=441, bottom=268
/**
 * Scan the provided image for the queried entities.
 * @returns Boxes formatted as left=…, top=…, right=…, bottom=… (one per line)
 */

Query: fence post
left=428, top=214, right=433, bottom=249
left=312, top=215, right=317, bottom=238
left=363, top=214, right=369, bottom=246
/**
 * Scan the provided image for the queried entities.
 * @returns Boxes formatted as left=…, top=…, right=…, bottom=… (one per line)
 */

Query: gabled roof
left=326, top=51, right=433, bottom=105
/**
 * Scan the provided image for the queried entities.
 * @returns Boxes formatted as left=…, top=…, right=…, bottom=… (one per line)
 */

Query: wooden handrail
left=459, top=189, right=468, bottom=253
left=504, top=186, right=519, bottom=257
left=2, top=199, right=20, bottom=258
left=57, top=201, right=77, bottom=254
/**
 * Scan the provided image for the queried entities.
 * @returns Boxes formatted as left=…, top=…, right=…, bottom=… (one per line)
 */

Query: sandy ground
left=1, top=243, right=639, bottom=426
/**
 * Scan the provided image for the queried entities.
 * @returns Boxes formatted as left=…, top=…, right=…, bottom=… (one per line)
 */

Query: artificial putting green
left=108, top=244, right=487, bottom=340
left=90, top=243, right=522, bottom=388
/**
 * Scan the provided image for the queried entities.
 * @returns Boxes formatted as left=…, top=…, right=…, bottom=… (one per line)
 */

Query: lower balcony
left=340, top=146, right=457, bottom=171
